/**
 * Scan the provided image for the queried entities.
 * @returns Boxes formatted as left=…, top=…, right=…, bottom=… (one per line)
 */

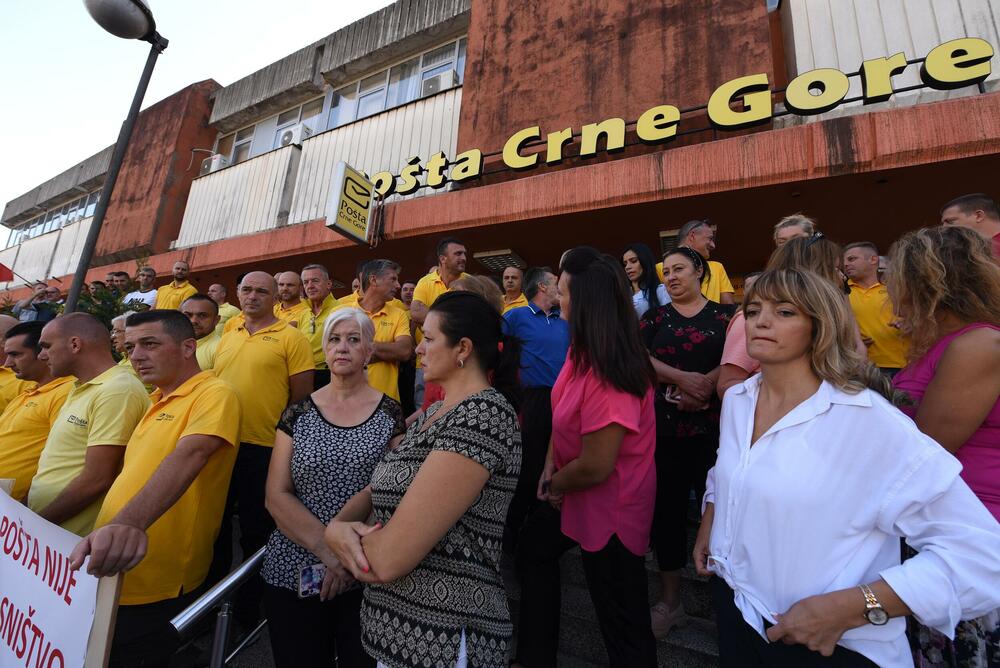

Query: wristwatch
left=859, top=584, right=889, bottom=625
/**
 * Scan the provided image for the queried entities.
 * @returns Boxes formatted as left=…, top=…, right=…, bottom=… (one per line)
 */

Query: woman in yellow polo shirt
left=261, top=307, right=404, bottom=668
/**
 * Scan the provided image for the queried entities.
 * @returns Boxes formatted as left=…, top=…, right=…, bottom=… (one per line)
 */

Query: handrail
left=169, top=547, right=266, bottom=636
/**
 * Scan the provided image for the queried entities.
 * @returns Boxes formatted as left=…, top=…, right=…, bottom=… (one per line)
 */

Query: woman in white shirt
left=693, top=268, right=1000, bottom=667
left=622, top=242, right=669, bottom=318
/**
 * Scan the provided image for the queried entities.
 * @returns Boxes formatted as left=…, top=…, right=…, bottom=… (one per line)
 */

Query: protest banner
left=0, top=491, right=120, bottom=668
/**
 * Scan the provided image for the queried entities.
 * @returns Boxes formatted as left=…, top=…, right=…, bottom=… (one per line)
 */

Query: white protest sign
left=0, top=491, right=100, bottom=668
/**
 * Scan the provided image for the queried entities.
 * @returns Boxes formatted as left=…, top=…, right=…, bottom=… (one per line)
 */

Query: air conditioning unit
left=421, top=69, right=459, bottom=97
left=278, top=123, right=313, bottom=148
left=199, top=154, right=229, bottom=176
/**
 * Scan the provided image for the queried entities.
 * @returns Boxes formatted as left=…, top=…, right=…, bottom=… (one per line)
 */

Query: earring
left=457, top=358, right=465, bottom=368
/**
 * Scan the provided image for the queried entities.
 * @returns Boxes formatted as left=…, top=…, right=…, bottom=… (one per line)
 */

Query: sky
left=0, top=0, right=396, bottom=239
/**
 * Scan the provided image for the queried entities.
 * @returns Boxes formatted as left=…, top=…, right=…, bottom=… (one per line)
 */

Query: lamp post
left=64, top=0, right=168, bottom=313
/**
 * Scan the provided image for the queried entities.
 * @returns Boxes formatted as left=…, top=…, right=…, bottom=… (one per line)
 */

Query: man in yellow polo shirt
left=0, top=314, right=34, bottom=413
left=70, top=310, right=240, bottom=666
left=843, top=242, right=909, bottom=376
left=154, top=260, right=198, bottom=310
left=274, top=271, right=309, bottom=326
left=208, top=282, right=241, bottom=335
left=297, top=263, right=340, bottom=390
left=656, top=220, right=735, bottom=304
left=338, top=260, right=413, bottom=401
left=28, top=313, right=149, bottom=535
left=411, top=237, right=470, bottom=407
left=502, top=266, right=529, bottom=313
left=211, top=271, right=313, bottom=626
left=0, top=322, right=74, bottom=501
left=180, top=293, right=221, bottom=370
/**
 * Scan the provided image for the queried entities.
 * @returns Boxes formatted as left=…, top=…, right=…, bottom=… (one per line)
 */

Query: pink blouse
left=894, top=323, right=1000, bottom=521
left=550, top=352, right=656, bottom=556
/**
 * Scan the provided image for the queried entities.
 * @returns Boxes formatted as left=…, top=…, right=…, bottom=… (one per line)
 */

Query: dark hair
left=4, top=321, right=45, bottom=352
left=560, top=247, right=655, bottom=397
left=435, top=236, right=466, bottom=258
left=429, top=291, right=522, bottom=411
left=523, top=267, right=553, bottom=300
left=941, top=193, right=1000, bottom=220
left=844, top=241, right=879, bottom=255
left=90, top=280, right=107, bottom=289
left=664, top=246, right=711, bottom=284
left=623, top=243, right=663, bottom=310
left=361, top=259, right=402, bottom=291
left=678, top=219, right=710, bottom=243
left=301, top=263, right=330, bottom=278
left=181, top=293, right=220, bottom=316
left=125, top=309, right=196, bottom=342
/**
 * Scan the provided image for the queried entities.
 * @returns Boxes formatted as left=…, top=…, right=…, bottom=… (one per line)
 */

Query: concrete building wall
left=2, top=146, right=112, bottom=226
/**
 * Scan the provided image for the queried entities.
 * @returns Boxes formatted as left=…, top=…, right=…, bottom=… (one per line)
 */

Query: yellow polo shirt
left=334, top=298, right=412, bottom=401
left=196, top=331, right=221, bottom=371
left=215, top=302, right=241, bottom=336
left=155, top=280, right=198, bottom=311
left=412, top=271, right=469, bottom=369
left=95, top=372, right=240, bottom=605
left=656, top=260, right=734, bottom=302
left=214, top=320, right=313, bottom=447
left=274, top=300, right=310, bottom=326
left=28, top=364, right=150, bottom=535
left=0, top=367, right=34, bottom=415
left=848, top=281, right=909, bottom=369
left=223, top=312, right=245, bottom=335
left=0, top=376, right=74, bottom=502
left=502, top=293, right=529, bottom=313
left=296, top=295, right=341, bottom=370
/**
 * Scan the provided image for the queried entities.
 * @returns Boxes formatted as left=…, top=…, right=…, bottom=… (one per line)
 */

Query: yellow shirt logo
left=66, top=415, right=88, bottom=427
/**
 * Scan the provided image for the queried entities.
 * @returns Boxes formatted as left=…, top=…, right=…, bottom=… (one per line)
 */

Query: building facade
left=3, top=0, right=998, bottom=301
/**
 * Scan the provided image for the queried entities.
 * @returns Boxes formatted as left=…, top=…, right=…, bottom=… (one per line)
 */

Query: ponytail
left=491, top=334, right=523, bottom=412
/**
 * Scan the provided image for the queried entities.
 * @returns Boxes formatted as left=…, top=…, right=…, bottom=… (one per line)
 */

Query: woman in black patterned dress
left=261, top=307, right=404, bottom=668
left=326, top=292, right=523, bottom=668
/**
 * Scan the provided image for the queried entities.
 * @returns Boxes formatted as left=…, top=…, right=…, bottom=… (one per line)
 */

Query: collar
left=150, top=370, right=213, bottom=404
left=242, top=318, right=287, bottom=336
left=30, top=376, right=74, bottom=395
left=847, top=279, right=882, bottom=291
left=505, top=292, right=526, bottom=305
left=170, top=280, right=190, bottom=289
left=738, top=376, right=872, bottom=436
left=277, top=299, right=305, bottom=312
left=309, top=294, right=338, bottom=315
left=526, top=301, right=559, bottom=317
left=197, top=331, right=221, bottom=346
left=77, top=363, right=126, bottom=388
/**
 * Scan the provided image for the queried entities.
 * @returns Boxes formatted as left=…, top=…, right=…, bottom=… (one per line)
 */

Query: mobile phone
left=541, top=479, right=551, bottom=495
left=298, top=563, right=325, bottom=598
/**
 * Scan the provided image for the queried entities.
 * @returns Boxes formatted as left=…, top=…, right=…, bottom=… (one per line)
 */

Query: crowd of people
left=0, top=192, right=999, bottom=668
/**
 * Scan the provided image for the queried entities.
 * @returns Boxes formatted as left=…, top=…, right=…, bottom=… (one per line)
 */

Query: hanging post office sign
left=326, top=162, right=376, bottom=246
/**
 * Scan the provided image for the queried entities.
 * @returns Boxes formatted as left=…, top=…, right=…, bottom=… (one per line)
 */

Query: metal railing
left=170, top=547, right=267, bottom=668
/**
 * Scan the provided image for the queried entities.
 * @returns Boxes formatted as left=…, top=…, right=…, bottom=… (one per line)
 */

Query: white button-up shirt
left=705, top=377, right=1000, bottom=667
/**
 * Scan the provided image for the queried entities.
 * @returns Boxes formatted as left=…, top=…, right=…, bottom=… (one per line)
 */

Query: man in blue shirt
left=502, top=266, right=569, bottom=553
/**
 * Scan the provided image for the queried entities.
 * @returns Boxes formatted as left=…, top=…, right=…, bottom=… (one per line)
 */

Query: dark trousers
left=653, top=402, right=718, bottom=571
left=262, top=584, right=373, bottom=668
left=314, top=368, right=331, bottom=391
left=208, top=443, right=275, bottom=627
left=514, top=505, right=657, bottom=668
left=398, top=358, right=416, bottom=417
left=504, top=386, right=553, bottom=554
left=109, top=588, right=201, bottom=668
left=711, top=577, right=877, bottom=667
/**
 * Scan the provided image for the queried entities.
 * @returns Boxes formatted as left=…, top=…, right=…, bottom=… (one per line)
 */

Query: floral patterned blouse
left=639, top=301, right=735, bottom=438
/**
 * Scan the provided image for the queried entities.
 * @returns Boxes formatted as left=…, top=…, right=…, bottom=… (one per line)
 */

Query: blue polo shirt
left=503, top=302, right=570, bottom=388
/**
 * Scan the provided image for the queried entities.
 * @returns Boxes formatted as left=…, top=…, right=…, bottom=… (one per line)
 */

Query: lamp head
left=83, top=0, right=155, bottom=40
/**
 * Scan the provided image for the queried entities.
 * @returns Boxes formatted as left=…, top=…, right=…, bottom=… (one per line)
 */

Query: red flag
left=0, top=263, right=13, bottom=282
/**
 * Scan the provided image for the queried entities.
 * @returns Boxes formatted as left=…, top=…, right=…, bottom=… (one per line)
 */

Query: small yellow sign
left=326, top=161, right=374, bottom=245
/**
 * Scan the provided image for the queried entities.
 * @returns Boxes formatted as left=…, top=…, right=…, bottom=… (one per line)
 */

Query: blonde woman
left=693, top=268, right=1000, bottom=667
left=887, top=226, right=1000, bottom=667
left=262, top=307, right=404, bottom=668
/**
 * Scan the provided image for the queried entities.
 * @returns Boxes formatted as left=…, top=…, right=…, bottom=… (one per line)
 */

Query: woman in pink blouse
left=887, top=226, right=1000, bottom=667
left=512, top=247, right=657, bottom=668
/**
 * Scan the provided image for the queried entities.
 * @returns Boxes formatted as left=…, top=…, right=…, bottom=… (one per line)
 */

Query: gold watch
left=859, top=583, right=889, bottom=625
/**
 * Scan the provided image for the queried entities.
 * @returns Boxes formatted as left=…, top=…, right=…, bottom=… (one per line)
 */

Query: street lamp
left=64, top=0, right=168, bottom=312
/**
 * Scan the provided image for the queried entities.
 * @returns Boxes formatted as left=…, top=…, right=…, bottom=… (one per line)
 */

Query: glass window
left=235, top=126, right=254, bottom=143
left=232, top=142, right=252, bottom=164
left=301, top=97, right=324, bottom=124
left=387, top=58, right=420, bottom=107
left=216, top=133, right=235, bottom=159
left=422, top=43, right=455, bottom=70
left=357, top=89, right=386, bottom=119
left=329, top=84, right=359, bottom=129
left=422, top=62, right=455, bottom=82
left=85, top=191, right=101, bottom=218
left=457, top=38, right=467, bottom=83
left=276, top=108, right=300, bottom=127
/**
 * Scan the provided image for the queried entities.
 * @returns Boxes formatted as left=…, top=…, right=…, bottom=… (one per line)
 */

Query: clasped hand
left=325, top=520, right=383, bottom=584
left=765, top=591, right=859, bottom=656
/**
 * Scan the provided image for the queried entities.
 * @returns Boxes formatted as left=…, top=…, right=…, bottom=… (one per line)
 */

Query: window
left=216, top=133, right=235, bottom=160
left=276, top=108, right=300, bottom=128
left=85, top=190, right=101, bottom=218
left=232, top=127, right=254, bottom=164
left=326, top=37, right=466, bottom=130
left=300, top=97, right=324, bottom=131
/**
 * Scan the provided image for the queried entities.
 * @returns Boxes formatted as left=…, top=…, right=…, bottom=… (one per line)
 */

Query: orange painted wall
left=93, top=80, right=220, bottom=264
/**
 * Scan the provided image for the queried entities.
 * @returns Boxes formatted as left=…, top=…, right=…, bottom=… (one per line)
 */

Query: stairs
left=505, top=524, right=720, bottom=667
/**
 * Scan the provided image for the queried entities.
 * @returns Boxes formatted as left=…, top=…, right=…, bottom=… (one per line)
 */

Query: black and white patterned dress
left=361, top=388, right=521, bottom=668
left=261, top=394, right=404, bottom=591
